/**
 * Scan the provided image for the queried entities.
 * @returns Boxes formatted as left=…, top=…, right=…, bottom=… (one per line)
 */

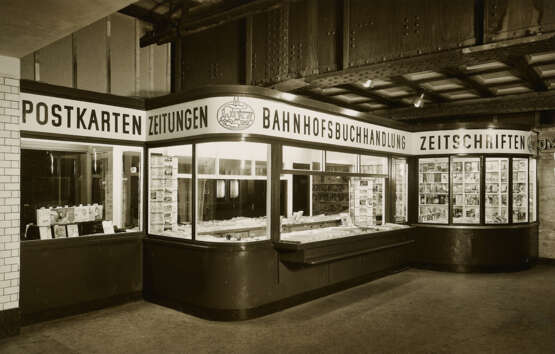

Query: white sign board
left=146, top=96, right=412, bottom=154
left=20, top=93, right=146, bottom=141
left=413, top=129, right=537, bottom=155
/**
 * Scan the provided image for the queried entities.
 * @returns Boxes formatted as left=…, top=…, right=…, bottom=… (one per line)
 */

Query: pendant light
left=93, top=148, right=97, bottom=173
left=47, top=151, right=54, bottom=175
left=216, top=180, right=226, bottom=198
left=413, top=93, right=425, bottom=108
left=230, top=179, right=239, bottom=198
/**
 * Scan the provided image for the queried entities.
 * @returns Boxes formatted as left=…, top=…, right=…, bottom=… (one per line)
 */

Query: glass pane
left=196, top=142, right=269, bottom=242
left=325, top=151, right=357, bottom=173
left=530, top=158, right=536, bottom=222
left=512, top=158, right=528, bottom=223
left=392, top=158, right=408, bottom=223
left=282, top=146, right=322, bottom=171
left=360, top=155, right=388, bottom=174
left=485, top=158, right=509, bottom=224
left=451, top=157, right=480, bottom=224
left=121, top=152, right=141, bottom=230
left=21, top=139, right=142, bottom=241
left=418, top=157, right=449, bottom=224
left=149, top=145, right=191, bottom=238
left=280, top=173, right=406, bottom=243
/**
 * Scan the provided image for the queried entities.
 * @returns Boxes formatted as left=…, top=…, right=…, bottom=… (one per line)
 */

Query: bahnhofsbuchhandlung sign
left=20, top=93, right=538, bottom=156
left=20, top=93, right=146, bottom=140
left=146, top=96, right=411, bottom=154
left=413, top=129, right=538, bottom=155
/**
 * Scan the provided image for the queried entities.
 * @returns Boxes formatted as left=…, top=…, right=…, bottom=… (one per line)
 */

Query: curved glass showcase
left=418, top=155, right=537, bottom=225
left=148, top=141, right=409, bottom=243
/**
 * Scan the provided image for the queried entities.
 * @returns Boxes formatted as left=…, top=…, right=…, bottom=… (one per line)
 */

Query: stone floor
left=1, top=265, right=555, bottom=354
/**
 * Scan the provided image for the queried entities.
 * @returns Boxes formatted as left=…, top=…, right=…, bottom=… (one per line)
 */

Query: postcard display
left=150, top=154, right=178, bottom=234
left=512, top=158, right=529, bottom=223
left=485, top=158, right=509, bottom=224
left=418, top=158, right=449, bottom=223
left=36, top=204, right=104, bottom=240
left=529, top=159, right=537, bottom=222
left=349, top=178, right=385, bottom=226
left=451, top=157, right=480, bottom=224
left=312, top=175, right=350, bottom=215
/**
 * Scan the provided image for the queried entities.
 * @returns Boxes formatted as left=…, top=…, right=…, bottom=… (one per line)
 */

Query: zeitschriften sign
left=414, top=130, right=537, bottom=155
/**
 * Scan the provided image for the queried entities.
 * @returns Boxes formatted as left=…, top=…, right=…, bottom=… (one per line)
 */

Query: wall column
left=0, top=55, right=21, bottom=338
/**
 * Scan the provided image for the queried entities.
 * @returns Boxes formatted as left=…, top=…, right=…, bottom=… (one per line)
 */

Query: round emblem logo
left=217, top=97, right=255, bottom=130
left=527, top=134, right=538, bottom=154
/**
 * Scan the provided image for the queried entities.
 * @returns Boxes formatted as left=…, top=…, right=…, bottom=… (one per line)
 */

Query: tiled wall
left=539, top=127, right=555, bottom=259
left=0, top=56, right=20, bottom=311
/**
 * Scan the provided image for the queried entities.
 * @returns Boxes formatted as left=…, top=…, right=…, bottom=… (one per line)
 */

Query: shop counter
left=413, top=223, right=538, bottom=272
left=21, top=232, right=143, bottom=324
left=143, top=227, right=415, bottom=321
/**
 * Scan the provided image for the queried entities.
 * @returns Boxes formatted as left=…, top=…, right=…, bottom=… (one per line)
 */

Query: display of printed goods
left=50, top=207, right=70, bottom=224
left=67, top=224, right=79, bottom=237
left=74, top=205, right=89, bottom=222
left=36, top=208, right=51, bottom=226
left=93, top=204, right=103, bottom=220
left=39, top=226, right=52, bottom=240
left=53, top=225, right=67, bottom=238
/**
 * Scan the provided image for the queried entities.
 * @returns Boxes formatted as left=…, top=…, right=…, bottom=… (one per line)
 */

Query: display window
left=21, top=138, right=143, bottom=240
left=391, top=158, right=408, bottom=223
left=418, top=157, right=449, bottom=224
left=418, top=155, right=536, bottom=226
left=451, top=156, right=480, bottom=224
left=529, top=158, right=537, bottom=222
left=280, top=146, right=407, bottom=244
left=512, top=157, right=529, bottom=223
left=148, top=142, right=270, bottom=242
left=485, top=157, right=509, bottom=224
left=149, top=145, right=192, bottom=238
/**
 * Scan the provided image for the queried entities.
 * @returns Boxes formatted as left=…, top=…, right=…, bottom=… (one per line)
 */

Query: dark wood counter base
left=413, top=224, right=538, bottom=273
left=21, top=233, right=144, bottom=325
left=144, top=229, right=414, bottom=321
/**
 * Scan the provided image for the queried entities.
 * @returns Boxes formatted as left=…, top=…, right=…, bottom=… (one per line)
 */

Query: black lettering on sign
left=149, top=116, right=154, bottom=135
left=36, top=102, right=48, bottom=125
left=420, top=136, right=426, bottom=150
left=76, top=108, right=87, bottom=129
left=51, top=104, right=62, bottom=127
left=22, top=100, right=33, bottom=123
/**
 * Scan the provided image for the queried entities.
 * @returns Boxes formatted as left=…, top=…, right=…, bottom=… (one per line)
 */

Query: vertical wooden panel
left=318, top=0, right=339, bottom=74
left=349, top=0, right=475, bottom=67
left=152, top=43, right=170, bottom=96
left=110, top=13, right=136, bottom=96
left=139, top=22, right=152, bottom=96
left=180, top=20, right=243, bottom=91
left=76, top=19, right=108, bottom=93
left=20, top=53, right=35, bottom=80
left=288, top=0, right=318, bottom=78
left=485, top=0, right=555, bottom=42
left=252, top=13, right=268, bottom=85
left=37, top=36, right=73, bottom=87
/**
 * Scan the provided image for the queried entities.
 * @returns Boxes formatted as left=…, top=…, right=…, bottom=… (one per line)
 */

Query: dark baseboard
left=0, top=308, right=20, bottom=339
left=412, top=261, right=534, bottom=273
left=144, top=265, right=409, bottom=321
left=537, top=257, right=555, bottom=266
left=22, top=292, right=142, bottom=326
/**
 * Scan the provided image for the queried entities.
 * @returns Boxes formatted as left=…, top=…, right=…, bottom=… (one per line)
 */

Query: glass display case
left=418, top=157, right=449, bottom=224
left=279, top=146, right=405, bottom=243
left=418, top=155, right=537, bottom=225
left=529, top=158, right=537, bottom=222
left=451, top=157, right=480, bottom=224
left=392, top=158, right=408, bottom=223
left=512, top=158, right=529, bottom=223
left=21, top=138, right=143, bottom=241
left=485, top=157, right=509, bottom=224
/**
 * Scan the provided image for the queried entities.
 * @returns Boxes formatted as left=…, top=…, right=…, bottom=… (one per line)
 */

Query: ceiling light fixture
left=413, top=93, right=425, bottom=108
left=362, top=79, right=373, bottom=88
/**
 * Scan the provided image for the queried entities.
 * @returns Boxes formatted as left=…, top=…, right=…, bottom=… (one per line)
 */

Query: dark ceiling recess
left=120, top=0, right=555, bottom=121
left=120, top=0, right=286, bottom=47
